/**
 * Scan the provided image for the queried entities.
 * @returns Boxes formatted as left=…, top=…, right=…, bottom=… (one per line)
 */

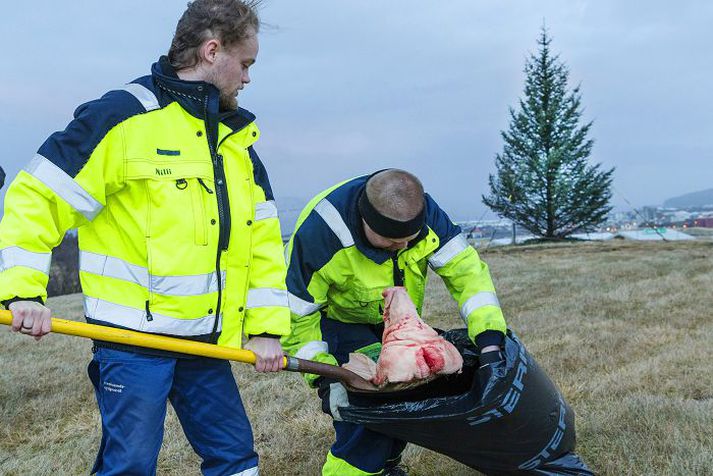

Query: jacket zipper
left=203, top=96, right=230, bottom=342
left=392, top=254, right=404, bottom=286
left=145, top=300, right=153, bottom=321
left=203, top=103, right=255, bottom=342
left=377, top=254, right=405, bottom=320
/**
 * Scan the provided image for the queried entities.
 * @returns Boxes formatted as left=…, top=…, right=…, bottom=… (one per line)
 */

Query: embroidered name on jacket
left=156, top=148, right=181, bottom=156
left=155, top=168, right=172, bottom=176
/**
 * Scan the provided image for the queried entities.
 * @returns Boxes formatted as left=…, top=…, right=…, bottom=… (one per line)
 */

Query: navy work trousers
left=319, top=319, right=407, bottom=474
left=87, top=347, right=258, bottom=476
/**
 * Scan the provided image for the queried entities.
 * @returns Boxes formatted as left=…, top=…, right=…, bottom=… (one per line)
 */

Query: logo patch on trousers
left=103, top=381, right=125, bottom=393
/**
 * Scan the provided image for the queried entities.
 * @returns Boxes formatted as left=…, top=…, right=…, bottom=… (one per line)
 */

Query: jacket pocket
left=336, top=285, right=389, bottom=323
left=181, top=178, right=210, bottom=246
left=125, top=158, right=216, bottom=282
left=352, top=286, right=385, bottom=307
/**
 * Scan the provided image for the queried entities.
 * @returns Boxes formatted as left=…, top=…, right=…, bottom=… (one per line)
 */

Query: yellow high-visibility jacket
left=282, top=175, right=507, bottom=385
left=0, top=57, right=290, bottom=348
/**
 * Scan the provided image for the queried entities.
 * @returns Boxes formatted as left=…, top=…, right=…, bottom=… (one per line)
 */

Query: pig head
left=372, top=287, right=463, bottom=386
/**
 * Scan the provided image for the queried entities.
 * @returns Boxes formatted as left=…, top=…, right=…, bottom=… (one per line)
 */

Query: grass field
left=1, top=240, right=712, bottom=475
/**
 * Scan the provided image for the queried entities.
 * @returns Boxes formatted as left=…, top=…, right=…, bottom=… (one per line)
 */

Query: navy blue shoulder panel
left=424, top=193, right=462, bottom=251
left=37, top=81, right=152, bottom=178
left=286, top=210, right=345, bottom=302
left=131, top=75, right=174, bottom=109
left=324, top=175, right=368, bottom=226
left=248, top=146, right=274, bottom=201
left=325, top=174, right=394, bottom=264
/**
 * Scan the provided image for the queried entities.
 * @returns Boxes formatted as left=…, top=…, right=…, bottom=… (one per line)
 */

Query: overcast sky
left=1, top=1, right=711, bottom=223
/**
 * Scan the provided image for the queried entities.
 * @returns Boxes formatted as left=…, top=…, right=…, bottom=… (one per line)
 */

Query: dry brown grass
left=2, top=240, right=712, bottom=475
left=682, top=227, right=713, bottom=239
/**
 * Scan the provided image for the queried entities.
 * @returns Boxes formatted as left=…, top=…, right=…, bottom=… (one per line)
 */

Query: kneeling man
left=282, top=169, right=508, bottom=476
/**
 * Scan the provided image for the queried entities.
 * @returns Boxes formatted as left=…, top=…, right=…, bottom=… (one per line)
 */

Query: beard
left=219, top=92, right=238, bottom=111
left=205, top=69, right=239, bottom=111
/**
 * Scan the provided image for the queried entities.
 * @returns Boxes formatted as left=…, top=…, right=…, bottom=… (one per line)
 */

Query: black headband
left=358, top=189, right=425, bottom=239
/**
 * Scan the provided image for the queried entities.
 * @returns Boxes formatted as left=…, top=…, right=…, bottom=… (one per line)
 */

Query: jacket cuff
left=475, top=330, right=504, bottom=350
left=2, top=296, right=45, bottom=309
left=247, top=333, right=281, bottom=339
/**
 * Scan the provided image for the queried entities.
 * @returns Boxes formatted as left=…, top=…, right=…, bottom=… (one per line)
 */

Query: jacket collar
left=151, top=56, right=255, bottom=131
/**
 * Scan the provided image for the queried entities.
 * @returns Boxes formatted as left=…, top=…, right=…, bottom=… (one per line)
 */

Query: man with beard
left=0, top=1, right=289, bottom=474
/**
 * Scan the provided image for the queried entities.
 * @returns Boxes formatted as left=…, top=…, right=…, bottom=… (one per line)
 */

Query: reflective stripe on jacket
left=281, top=175, right=507, bottom=379
left=0, top=58, right=290, bottom=347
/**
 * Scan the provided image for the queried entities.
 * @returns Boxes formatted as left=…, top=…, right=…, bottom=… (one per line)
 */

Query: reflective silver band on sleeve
left=0, top=246, right=52, bottom=275
left=84, top=296, right=220, bottom=336
left=246, top=287, right=289, bottom=309
left=254, top=200, right=278, bottom=221
left=460, top=291, right=501, bottom=323
left=295, top=340, right=329, bottom=360
left=122, top=83, right=160, bottom=111
left=428, top=235, right=469, bottom=269
left=314, top=199, right=354, bottom=248
left=25, top=154, right=103, bottom=221
left=288, top=291, right=323, bottom=317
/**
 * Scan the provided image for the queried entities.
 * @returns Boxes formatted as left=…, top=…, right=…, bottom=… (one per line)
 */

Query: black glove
left=479, top=350, right=504, bottom=368
left=478, top=350, right=507, bottom=399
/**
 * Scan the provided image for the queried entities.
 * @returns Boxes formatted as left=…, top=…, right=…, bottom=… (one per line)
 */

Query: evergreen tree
left=483, top=27, right=614, bottom=238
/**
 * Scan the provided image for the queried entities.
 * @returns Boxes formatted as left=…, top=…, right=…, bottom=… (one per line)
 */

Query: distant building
left=465, top=226, right=484, bottom=239
left=687, top=217, right=713, bottom=228
left=660, top=210, right=691, bottom=224
left=641, top=206, right=657, bottom=222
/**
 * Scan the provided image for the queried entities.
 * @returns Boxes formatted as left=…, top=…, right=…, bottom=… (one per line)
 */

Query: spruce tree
left=483, top=27, right=614, bottom=239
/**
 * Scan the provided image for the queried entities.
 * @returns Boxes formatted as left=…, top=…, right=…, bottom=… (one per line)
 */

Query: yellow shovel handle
left=0, top=310, right=288, bottom=368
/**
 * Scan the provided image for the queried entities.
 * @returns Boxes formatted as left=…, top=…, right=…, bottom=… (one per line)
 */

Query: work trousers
left=87, top=347, right=258, bottom=476
left=318, top=319, right=407, bottom=475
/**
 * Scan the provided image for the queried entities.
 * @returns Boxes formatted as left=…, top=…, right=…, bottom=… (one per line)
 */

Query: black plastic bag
left=332, top=329, right=593, bottom=475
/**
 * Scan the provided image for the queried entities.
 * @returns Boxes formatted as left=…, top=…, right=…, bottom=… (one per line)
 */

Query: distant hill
left=663, top=188, right=713, bottom=209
